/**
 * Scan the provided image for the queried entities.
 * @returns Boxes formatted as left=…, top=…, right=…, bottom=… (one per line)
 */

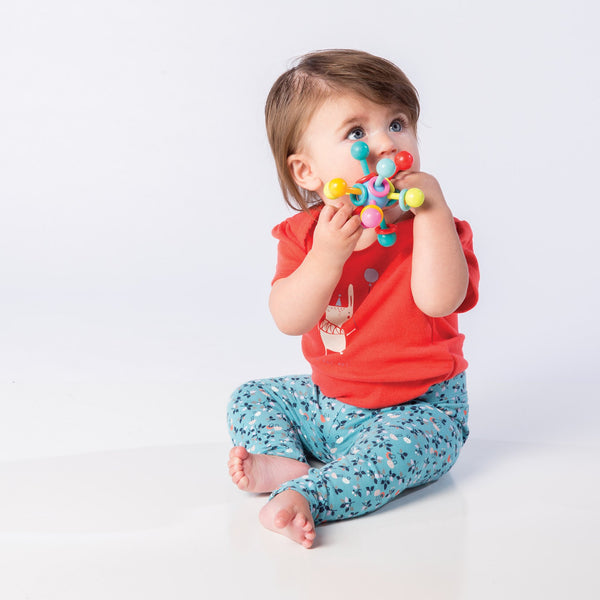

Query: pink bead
left=361, top=205, right=383, bottom=228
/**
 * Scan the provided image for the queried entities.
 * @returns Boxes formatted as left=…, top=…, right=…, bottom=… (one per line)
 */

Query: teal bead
left=351, top=141, right=370, bottom=160
left=349, top=183, right=368, bottom=206
left=377, top=232, right=397, bottom=247
left=398, top=188, right=409, bottom=211
left=376, top=158, right=396, bottom=179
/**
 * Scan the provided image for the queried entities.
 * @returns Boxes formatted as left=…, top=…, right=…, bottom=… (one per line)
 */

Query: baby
left=227, top=49, right=479, bottom=548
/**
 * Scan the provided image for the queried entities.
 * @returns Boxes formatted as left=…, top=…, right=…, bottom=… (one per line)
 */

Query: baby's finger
left=341, top=213, right=362, bottom=236
left=392, top=171, right=414, bottom=187
left=330, top=203, right=355, bottom=227
left=320, top=203, right=348, bottom=227
left=318, top=203, right=337, bottom=224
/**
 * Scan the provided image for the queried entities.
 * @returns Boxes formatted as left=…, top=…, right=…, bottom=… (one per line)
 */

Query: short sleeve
left=271, top=210, right=319, bottom=284
left=455, top=218, right=480, bottom=313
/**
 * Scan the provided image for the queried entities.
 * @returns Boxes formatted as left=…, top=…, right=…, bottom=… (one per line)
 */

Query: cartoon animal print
left=319, top=284, right=354, bottom=354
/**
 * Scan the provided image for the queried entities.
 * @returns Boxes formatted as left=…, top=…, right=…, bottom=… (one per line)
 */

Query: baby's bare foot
left=228, top=447, right=310, bottom=493
left=259, top=489, right=316, bottom=549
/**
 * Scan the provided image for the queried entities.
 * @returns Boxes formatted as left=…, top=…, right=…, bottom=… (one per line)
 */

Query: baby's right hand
left=311, top=203, right=363, bottom=267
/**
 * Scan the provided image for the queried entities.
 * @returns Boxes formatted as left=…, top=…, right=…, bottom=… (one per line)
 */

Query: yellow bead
left=405, top=187, right=425, bottom=207
left=325, top=178, right=347, bottom=199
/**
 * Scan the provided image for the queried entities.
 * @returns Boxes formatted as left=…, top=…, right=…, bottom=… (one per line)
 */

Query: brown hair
left=265, top=49, right=420, bottom=211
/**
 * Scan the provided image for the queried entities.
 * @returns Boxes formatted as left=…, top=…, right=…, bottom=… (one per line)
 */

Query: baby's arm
left=394, top=172, right=469, bottom=317
left=269, top=203, right=362, bottom=335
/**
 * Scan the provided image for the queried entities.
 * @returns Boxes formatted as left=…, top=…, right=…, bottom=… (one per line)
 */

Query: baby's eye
left=389, top=119, right=404, bottom=133
left=347, top=127, right=366, bottom=141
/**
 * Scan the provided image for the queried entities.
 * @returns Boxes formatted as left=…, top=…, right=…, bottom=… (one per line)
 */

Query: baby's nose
left=370, top=131, right=397, bottom=158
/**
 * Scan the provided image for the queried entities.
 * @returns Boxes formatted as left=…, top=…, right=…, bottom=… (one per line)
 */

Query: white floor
left=1, top=380, right=598, bottom=600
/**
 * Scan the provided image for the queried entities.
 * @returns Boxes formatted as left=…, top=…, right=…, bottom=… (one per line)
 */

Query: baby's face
left=297, top=92, right=420, bottom=207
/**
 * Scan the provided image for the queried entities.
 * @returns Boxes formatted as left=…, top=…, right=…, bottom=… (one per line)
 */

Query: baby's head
left=265, top=49, right=420, bottom=211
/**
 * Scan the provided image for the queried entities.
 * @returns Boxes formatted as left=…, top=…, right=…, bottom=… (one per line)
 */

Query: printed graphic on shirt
left=364, top=268, right=379, bottom=291
left=319, top=284, right=354, bottom=354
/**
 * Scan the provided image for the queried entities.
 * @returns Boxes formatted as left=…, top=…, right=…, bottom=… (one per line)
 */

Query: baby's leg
left=269, top=375, right=469, bottom=525
left=226, top=376, right=319, bottom=493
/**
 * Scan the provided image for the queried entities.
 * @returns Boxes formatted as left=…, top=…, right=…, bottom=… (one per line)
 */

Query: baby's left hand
left=392, top=171, right=450, bottom=215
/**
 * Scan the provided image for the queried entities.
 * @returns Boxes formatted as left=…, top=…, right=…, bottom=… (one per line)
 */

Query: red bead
left=394, top=151, right=413, bottom=172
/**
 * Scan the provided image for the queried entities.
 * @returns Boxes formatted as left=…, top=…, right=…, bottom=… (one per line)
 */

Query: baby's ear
left=287, top=154, right=322, bottom=192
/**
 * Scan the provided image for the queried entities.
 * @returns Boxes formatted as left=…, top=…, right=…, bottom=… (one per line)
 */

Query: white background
left=1, top=2, right=599, bottom=598
left=2, top=0, right=598, bottom=460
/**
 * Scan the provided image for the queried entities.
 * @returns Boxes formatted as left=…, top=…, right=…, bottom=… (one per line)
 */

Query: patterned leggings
left=226, top=372, right=469, bottom=525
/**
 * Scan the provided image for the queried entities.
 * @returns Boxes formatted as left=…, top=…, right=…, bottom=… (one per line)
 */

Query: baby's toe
left=231, top=446, right=249, bottom=460
left=229, top=457, right=242, bottom=472
left=273, top=509, right=293, bottom=529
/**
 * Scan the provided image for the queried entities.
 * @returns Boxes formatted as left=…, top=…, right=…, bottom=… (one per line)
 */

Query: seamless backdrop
left=1, top=0, right=598, bottom=460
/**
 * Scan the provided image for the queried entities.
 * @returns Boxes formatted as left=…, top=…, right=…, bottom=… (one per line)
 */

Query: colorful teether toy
left=324, top=141, right=425, bottom=247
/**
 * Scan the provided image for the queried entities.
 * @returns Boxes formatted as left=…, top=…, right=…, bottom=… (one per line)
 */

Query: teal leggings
left=227, top=373, right=469, bottom=524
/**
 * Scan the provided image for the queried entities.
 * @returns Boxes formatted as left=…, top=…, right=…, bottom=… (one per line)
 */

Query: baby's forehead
left=326, top=84, right=410, bottom=107
left=312, top=91, right=411, bottom=121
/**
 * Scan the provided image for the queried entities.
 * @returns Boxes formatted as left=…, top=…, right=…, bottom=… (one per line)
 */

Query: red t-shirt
left=272, top=207, right=480, bottom=409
